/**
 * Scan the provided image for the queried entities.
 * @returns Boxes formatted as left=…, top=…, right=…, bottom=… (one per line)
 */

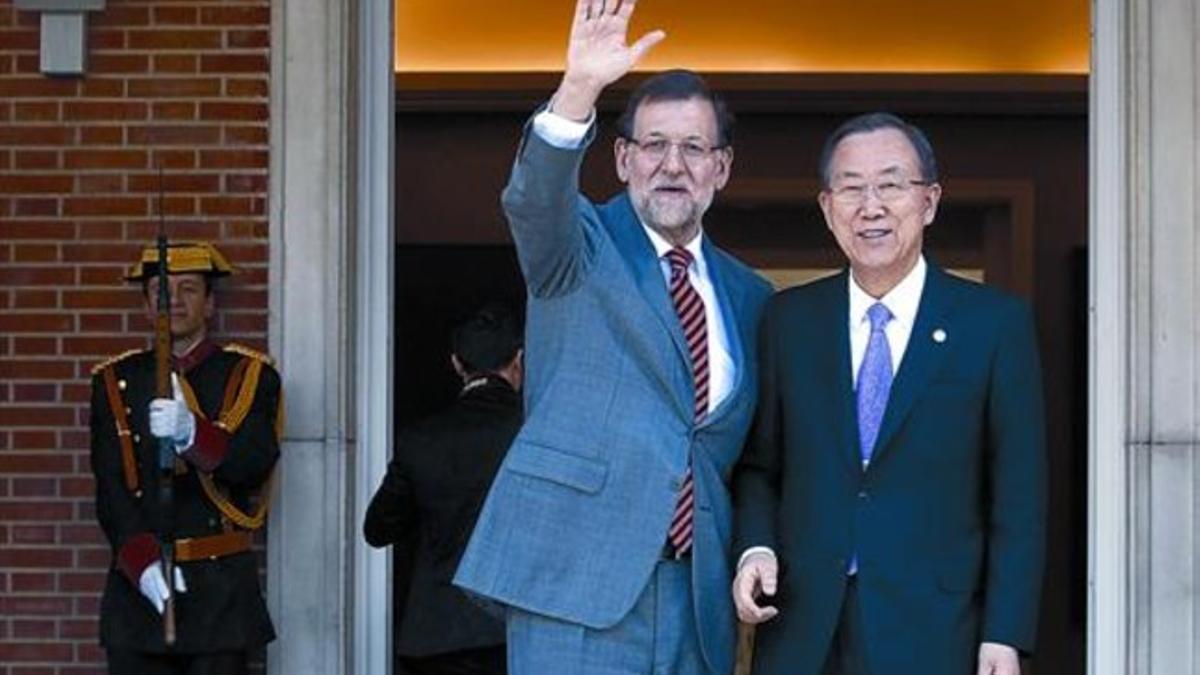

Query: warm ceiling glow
left=395, top=1, right=1089, bottom=74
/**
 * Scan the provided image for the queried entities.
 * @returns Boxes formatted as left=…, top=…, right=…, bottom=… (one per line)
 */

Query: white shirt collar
left=643, top=223, right=707, bottom=275
left=848, top=256, right=927, bottom=330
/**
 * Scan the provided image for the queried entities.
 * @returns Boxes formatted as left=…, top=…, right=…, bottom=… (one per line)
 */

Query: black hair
left=817, top=112, right=939, bottom=189
left=616, top=69, right=735, bottom=147
left=452, top=302, right=523, bottom=374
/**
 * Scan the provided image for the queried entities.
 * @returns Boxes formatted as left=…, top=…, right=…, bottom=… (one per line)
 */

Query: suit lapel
left=604, top=194, right=693, bottom=417
left=697, top=239, right=745, bottom=428
left=822, top=273, right=863, bottom=477
left=868, top=265, right=954, bottom=467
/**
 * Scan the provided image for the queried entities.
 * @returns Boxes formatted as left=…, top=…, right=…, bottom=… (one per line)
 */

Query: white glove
left=137, top=561, right=188, bottom=614
left=148, top=374, right=195, bottom=453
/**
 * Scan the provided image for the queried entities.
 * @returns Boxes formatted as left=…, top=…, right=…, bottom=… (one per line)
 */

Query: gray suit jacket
left=455, top=119, right=772, bottom=674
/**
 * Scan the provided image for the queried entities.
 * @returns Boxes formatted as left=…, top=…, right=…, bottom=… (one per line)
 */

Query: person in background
left=365, top=303, right=524, bottom=675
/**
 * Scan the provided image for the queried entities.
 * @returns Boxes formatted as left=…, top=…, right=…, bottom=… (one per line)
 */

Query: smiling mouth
left=857, top=228, right=892, bottom=240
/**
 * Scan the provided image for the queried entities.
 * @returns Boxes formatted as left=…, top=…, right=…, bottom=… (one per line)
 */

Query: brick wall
left=0, top=1, right=271, bottom=671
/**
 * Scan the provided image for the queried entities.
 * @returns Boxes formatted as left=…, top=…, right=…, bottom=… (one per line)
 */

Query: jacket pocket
left=505, top=442, right=608, bottom=494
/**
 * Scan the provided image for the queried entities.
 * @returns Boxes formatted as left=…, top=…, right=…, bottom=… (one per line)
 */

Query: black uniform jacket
left=89, top=340, right=280, bottom=653
left=364, top=375, right=522, bottom=657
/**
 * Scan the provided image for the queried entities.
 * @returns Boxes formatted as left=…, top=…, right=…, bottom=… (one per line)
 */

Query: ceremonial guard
left=89, top=242, right=282, bottom=674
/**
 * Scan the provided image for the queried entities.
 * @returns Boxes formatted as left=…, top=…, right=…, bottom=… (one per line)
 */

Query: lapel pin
left=932, top=328, right=947, bottom=343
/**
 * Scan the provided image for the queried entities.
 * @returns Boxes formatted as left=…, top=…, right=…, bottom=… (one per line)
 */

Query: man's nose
left=659, top=144, right=687, bottom=173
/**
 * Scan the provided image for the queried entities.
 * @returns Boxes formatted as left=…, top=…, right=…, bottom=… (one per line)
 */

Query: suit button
left=857, top=490, right=869, bottom=501
left=133, top=434, right=141, bottom=443
left=208, top=518, right=218, bottom=528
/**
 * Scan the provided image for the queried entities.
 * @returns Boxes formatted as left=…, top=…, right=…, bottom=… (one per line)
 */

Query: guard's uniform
left=90, top=335, right=281, bottom=669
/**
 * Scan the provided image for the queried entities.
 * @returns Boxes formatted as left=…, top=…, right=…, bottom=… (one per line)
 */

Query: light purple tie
left=856, top=302, right=893, bottom=467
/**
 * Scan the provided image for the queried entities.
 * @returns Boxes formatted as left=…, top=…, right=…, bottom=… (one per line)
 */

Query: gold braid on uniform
left=178, top=346, right=279, bottom=531
left=93, top=350, right=145, bottom=492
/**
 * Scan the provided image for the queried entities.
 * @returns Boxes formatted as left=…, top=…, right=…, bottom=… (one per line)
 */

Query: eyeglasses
left=624, top=137, right=724, bottom=164
left=828, top=178, right=930, bottom=204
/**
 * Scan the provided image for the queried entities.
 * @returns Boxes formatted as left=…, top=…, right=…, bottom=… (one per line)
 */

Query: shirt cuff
left=532, top=107, right=595, bottom=149
left=117, top=532, right=160, bottom=585
left=181, top=418, right=231, bottom=472
left=737, top=546, right=777, bottom=570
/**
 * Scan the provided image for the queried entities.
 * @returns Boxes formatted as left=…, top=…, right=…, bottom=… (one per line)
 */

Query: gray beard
left=632, top=191, right=712, bottom=242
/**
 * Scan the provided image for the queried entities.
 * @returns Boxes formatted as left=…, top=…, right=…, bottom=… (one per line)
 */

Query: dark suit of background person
left=454, top=3, right=773, bottom=674
left=364, top=305, right=525, bottom=675
left=732, top=113, right=1047, bottom=675
left=90, top=243, right=279, bottom=675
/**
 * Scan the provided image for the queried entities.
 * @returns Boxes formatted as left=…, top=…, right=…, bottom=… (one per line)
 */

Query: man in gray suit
left=454, top=1, right=772, bottom=673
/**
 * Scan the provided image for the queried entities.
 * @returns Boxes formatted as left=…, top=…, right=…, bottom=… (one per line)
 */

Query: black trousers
left=821, top=577, right=870, bottom=675
left=399, top=645, right=506, bottom=675
left=106, top=649, right=247, bottom=675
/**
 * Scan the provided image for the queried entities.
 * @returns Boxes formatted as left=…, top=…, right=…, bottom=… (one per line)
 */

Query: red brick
left=151, top=101, right=196, bottom=120
left=0, top=406, right=75, bottom=426
left=13, top=336, right=60, bottom=354
left=222, top=312, right=266, bottom=333
left=13, top=198, right=59, bottom=217
left=90, top=5, right=150, bottom=27
left=59, top=618, right=98, bottom=640
left=79, top=313, right=123, bottom=332
left=90, top=53, right=150, bottom=74
left=0, top=125, right=73, bottom=145
left=0, top=78, right=77, bottom=97
left=225, top=78, right=267, bottom=98
left=153, top=6, right=198, bottom=24
left=90, top=29, right=128, bottom=50
left=153, top=53, right=198, bottom=73
left=224, top=174, right=267, bottom=193
left=0, top=360, right=75, bottom=380
left=217, top=288, right=267, bottom=310
left=13, top=245, right=60, bottom=263
left=13, top=384, right=56, bottom=402
left=80, top=126, right=125, bottom=145
left=224, top=125, right=268, bottom=145
left=129, top=29, right=221, bottom=49
left=75, top=548, right=111, bottom=570
left=14, top=52, right=39, bottom=73
left=61, top=431, right=89, bottom=450
left=78, top=267, right=128, bottom=285
left=0, top=266, right=74, bottom=286
left=14, top=151, right=60, bottom=170
left=199, top=149, right=266, bottom=169
left=200, top=54, right=267, bottom=74
left=226, top=29, right=269, bottom=49
left=60, top=522, right=102, bottom=542
left=151, top=149, right=196, bottom=169
left=78, top=174, right=125, bottom=194
left=0, top=29, right=38, bottom=50
left=5, top=576, right=58, bottom=596
left=128, top=77, right=220, bottom=98
left=0, top=175, right=73, bottom=193
left=79, top=78, right=125, bottom=98
left=0, top=500, right=74, bottom=520
left=0, top=311, right=72, bottom=333
left=162, top=196, right=196, bottom=215
left=13, top=290, right=58, bottom=310
left=76, top=222, right=124, bottom=240
left=13, top=101, right=59, bottom=122
left=200, top=196, right=262, bottom=216
left=59, top=572, right=106, bottom=594
left=0, top=642, right=72, bottom=663
left=127, top=124, right=220, bottom=145
left=12, top=619, right=56, bottom=639
left=63, top=382, right=90, bottom=403
left=63, top=197, right=147, bottom=217
left=200, top=5, right=270, bottom=25
left=63, top=101, right=148, bottom=121
left=63, top=336, right=143, bottom=355
left=12, top=430, right=56, bottom=449
left=63, top=289, right=140, bottom=309
left=11, top=522, right=56, bottom=542
left=129, top=173, right=219, bottom=192
left=64, top=149, right=147, bottom=170
left=224, top=220, right=268, bottom=238
left=0, top=54, right=11, bottom=74
left=200, top=102, right=267, bottom=121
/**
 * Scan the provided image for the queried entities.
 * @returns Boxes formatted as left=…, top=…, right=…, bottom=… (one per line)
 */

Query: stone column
left=267, top=0, right=355, bottom=672
left=1092, top=1, right=1200, bottom=674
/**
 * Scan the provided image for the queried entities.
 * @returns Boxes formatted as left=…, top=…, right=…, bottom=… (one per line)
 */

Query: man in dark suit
left=454, top=1, right=772, bottom=673
left=732, top=113, right=1047, bottom=675
left=90, top=242, right=280, bottom=674
left=364, top=304, right=524, bottom=675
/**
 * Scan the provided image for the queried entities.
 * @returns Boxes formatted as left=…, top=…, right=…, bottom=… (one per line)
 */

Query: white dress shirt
left=531, top=107, right=736, bottom=415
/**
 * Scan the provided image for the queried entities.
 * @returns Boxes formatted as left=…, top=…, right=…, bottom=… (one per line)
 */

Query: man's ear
left=614, top=138, right=631, bottom=184
left=713, top=147, right=734, bottom=191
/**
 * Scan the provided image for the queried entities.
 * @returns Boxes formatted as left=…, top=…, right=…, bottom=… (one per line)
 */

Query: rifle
left=153, top=167, right=177, bottom=646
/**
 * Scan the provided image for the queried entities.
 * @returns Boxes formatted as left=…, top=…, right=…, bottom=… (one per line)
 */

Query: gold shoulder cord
left=179, top=355, right=279, bottom=531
